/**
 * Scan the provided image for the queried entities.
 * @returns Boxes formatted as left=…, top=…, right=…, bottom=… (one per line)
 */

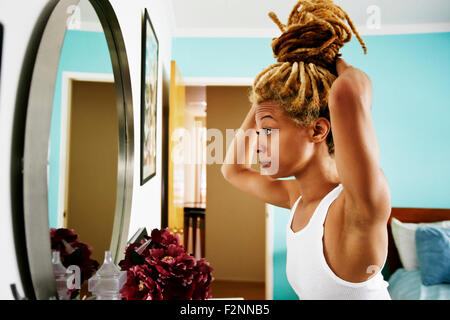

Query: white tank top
left=286, top=183, right=391, bottom=300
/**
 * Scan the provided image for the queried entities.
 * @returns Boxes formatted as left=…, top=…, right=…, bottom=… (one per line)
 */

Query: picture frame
left=140, top=8, right=159, bottom=185
left=127, top=227, right=148, bottom=245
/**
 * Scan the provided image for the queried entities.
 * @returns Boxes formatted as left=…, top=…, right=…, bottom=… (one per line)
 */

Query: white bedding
left=388, top=268, right=450, bottom=300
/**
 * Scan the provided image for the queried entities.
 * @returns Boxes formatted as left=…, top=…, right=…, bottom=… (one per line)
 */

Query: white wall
left=110, top=0, right=174, bottom=240
left=0, top=0, right=174, bottom=299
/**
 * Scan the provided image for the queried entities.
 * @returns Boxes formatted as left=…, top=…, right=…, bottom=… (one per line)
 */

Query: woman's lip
left=260, top=161, right=271, bottom=168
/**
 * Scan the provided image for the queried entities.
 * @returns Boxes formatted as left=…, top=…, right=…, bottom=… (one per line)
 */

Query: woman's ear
left=311, top=118, right=331, bottom=143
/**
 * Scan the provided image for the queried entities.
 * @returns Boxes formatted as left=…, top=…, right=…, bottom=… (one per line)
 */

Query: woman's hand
left=329, top=58, right=373, bottom=110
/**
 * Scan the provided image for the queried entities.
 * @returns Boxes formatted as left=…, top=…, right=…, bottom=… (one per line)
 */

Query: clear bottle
left=88, top=251, right=126, bottom=300
left=51, top=251, right=70, bottom=300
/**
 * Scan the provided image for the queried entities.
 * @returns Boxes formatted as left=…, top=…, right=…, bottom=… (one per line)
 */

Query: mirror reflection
left=47, top=0, right=117, bottom=299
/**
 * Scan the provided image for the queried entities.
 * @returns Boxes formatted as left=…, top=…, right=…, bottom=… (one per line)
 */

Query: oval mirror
left=22, top=0, right=133, bottom=299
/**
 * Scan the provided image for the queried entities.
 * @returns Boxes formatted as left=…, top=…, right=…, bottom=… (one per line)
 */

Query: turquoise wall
left=48, top=30, right=112, bottom=228
left=172, top=33, right=450, bottom=299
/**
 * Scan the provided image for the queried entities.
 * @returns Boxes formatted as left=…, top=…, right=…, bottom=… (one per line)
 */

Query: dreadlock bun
left=268, top=0, right=366, bottom=70
left=249, top=0, right=367, bottom=156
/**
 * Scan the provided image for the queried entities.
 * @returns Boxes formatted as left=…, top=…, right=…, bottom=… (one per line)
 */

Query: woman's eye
left=256, top=128, right=272, bottom=135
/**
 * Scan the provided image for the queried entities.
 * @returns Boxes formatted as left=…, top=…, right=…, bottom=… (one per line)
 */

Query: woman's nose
left=257, top=144, right=266, bottom=153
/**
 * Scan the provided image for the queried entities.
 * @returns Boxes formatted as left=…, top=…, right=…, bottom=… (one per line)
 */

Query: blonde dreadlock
left=249, top=0, right=367, bottom=156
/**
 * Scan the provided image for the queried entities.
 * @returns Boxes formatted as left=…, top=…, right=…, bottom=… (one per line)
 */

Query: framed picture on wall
left=140, top=8, right=159, bottom=185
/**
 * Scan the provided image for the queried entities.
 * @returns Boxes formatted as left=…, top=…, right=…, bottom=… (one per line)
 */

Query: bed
left=386, top=207, right=450, bottom=300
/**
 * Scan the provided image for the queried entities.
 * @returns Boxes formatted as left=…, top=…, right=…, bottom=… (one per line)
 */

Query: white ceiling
left=170, top=0, right=450, bottom=36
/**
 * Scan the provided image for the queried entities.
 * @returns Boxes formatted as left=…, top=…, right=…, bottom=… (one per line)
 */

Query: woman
left=221, top=0, right=391, bottom=299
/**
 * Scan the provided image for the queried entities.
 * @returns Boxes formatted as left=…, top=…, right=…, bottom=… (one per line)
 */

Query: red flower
left=120, top=265, right=163, bottom=300
left=118, top=239, right=148, bottom=270
left=158, top=227, right=182, bottom=247
left=191, top=258, right=214, bottom=300
left=119, top=228, right=214, bottom=300
left=146, top=245, right=197, bottom=286
left=50, top=228, right=78, bottom=252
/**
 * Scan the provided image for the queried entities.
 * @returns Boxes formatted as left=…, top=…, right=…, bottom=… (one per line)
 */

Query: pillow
left=415, top=226, right=450, bottom=286
left=390, top=218, right=450, bottom=270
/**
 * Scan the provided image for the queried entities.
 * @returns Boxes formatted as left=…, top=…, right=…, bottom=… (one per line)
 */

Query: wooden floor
left=210, top=280, right=265, bottom=300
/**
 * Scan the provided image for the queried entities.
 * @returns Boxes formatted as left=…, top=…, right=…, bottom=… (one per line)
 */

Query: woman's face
left=255, top=101, right=324, bottom=178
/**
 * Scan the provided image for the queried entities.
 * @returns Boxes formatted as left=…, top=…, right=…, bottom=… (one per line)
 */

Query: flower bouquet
left=50, top=228, right=100, bottom=299
left=118, top=227, right=214, bottom=300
